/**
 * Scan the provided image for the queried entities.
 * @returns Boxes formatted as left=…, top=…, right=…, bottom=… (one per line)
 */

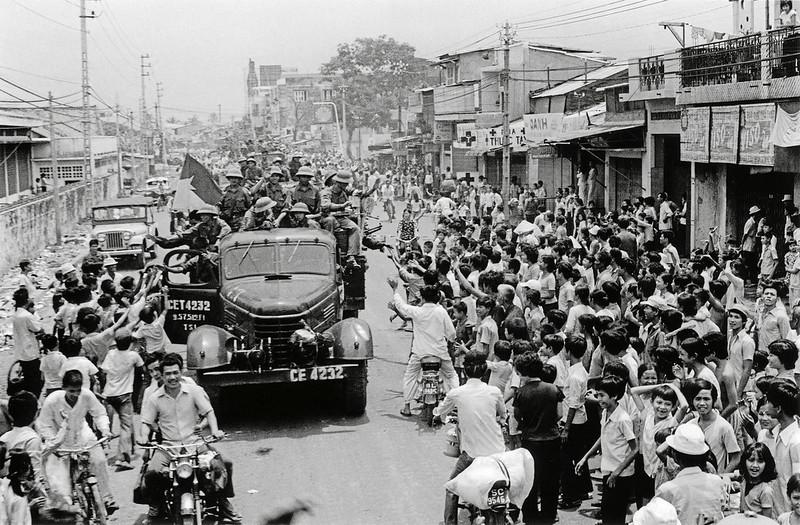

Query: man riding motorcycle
left=387, top=278, right=459, bottom=418
left=140, top=353, right=241, bottom=523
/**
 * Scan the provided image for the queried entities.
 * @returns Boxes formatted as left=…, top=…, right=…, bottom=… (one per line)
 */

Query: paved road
left=9, top=202, right=600, bottom=524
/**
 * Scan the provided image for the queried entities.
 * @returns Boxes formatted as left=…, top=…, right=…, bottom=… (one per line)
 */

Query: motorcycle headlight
left=176, top=461, right=193, bottom=479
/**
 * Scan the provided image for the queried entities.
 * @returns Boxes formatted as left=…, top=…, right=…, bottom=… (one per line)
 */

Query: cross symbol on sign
left=462, top=172, right=475, bottom=184
left=489, top=129, right=497, bottom=137
left=460, top=132, right=477, bottom=145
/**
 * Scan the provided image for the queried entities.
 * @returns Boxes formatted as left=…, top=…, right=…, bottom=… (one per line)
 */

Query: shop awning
left=542, top=122, right=643, bottom=144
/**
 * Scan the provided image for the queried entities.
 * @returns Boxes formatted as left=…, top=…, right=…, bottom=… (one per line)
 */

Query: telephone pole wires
left=79, top=0, right=95, bottom=216
left=48, top=92, right=63, bottom=245
left=500, top=21, right=515, bottom=215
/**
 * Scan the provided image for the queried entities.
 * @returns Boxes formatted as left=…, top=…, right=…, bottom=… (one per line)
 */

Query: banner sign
left=710, top=106, right=740, bottom=164
left=455, top=123, right=477, bottom=149
left=680, top=107, right=710, bottom=162
left=523, top=113, right=564, bottom=143
left=739, top=103, right=775, bottom=166
left=434, top=121, right=453, bottom=144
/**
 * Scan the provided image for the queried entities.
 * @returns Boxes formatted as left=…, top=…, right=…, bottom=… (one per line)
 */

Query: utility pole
left=115, top=102, right=123, bottom=197
left=500, top=21, right=514, bottom=215
left=79, top=0, right=95, bottom=216
left=48, top=92, right=62, bottom=245
left=156, top=82, right=167, bottom=164
left=218, top=104, right=222, bottom=124
left=140, top=54, right=151, bottom=157
left=340, top=86, right=349, bottom=159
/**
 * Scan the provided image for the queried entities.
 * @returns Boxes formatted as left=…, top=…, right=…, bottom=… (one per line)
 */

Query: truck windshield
left=223, top=243, right=331, bottom=280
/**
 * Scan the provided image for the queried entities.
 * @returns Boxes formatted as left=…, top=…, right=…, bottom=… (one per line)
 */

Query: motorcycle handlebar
left=138, top=433, right=223, bottom=450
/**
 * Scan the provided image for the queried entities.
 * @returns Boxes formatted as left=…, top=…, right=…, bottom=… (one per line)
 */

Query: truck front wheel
left=343, top=363, right=368, bottom=417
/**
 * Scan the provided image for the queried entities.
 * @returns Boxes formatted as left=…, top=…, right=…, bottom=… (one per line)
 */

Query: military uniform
left=154, top=216, right=231, bottom=249
left=258, top=182, right=288, bottom=209
left=81, top=252, right=105, bottom=276
left=292, top=184, right=321, bottom=215
left=245, top=165, right=263, bottom=185
left=320, top=177, right=361, bottom=258
left=218, top=185, right=251, bottom=230
left=241, top=210, right=274, bottom=231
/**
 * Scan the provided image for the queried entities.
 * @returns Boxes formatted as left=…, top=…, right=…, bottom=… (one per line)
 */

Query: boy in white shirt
left=100, top=328, right=144, bottom=470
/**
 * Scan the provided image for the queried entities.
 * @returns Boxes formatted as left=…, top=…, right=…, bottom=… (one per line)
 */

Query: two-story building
left=433, top=41, right=612, bottom=187
left=625, top=19, right=800, bottom=251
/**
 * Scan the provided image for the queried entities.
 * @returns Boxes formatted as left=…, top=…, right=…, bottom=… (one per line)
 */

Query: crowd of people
left=382, top=175, right=800, bottom=525
left=8, top=253, right=241, bottom=523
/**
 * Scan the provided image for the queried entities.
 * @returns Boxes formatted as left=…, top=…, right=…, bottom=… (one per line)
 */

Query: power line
left=0, top=77, right=82, bottom=107
left=516, top=0, right=668, bottom=31
left=0, top=66, right=81, bottom=86
left=11, top=0, right=80, bottom=31
left=515, top=0, right=633, bottom=27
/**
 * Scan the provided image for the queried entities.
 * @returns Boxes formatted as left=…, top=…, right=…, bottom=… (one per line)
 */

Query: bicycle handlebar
left=47, top=434, right=119, bottom=456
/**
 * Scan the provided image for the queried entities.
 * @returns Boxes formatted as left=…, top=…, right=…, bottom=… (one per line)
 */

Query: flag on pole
left=171, top=154, right=222, bottom=212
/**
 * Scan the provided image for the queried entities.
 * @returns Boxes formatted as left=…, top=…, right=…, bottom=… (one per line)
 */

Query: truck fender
left=186, top=325, right=233, bottom=370
left=324, top=318, right=373, bottom=360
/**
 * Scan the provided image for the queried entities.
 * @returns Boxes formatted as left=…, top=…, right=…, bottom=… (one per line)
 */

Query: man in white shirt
left=389, top=279, right=458, bottom=418
left=434, top=194, right=456, bottom=220
left=11, top=289, right=43, bottom=397
left=434, top=350, right=505, bottom=525
left=657, top=192, right=674, bottom=232
left=17, top=259, right=35, bottom=298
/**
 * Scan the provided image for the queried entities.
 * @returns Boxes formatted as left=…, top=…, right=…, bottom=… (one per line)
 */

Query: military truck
left=162, top=228, right=373, bottom=416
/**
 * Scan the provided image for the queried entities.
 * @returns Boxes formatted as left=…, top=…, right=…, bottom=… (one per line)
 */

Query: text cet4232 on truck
left=162, top=227, right=373, bottom=416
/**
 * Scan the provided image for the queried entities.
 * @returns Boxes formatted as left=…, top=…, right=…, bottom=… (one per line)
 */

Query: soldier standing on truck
left=252, top=167, right=290, bottom=211
left=244, top=156, right=263, bottom=186
left=321, top=170, right=364, bottom=268
left=218, top=170, right=251, bottom=231
left=292, top=166, right=321, bottom=214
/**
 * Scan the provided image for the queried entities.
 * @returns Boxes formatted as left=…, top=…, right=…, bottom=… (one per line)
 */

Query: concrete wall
left=0, top=159, right=148, bottom=276
left=691, top=163, right=726, bottom=251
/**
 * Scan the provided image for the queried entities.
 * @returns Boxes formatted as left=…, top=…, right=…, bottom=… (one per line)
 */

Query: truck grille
left=253, top=316, right=304, bottom=368
left=104, top=232, right=125, bottom=250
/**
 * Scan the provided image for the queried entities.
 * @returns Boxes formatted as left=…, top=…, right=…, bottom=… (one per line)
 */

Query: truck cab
left=162, top=227, right=372, bottom=416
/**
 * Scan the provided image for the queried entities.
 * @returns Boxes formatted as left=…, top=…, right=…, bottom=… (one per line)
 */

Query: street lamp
left=313, top=101, right=345, bottom=157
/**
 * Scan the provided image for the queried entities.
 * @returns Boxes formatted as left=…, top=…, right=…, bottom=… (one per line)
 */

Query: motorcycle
left=139, top=435, right=223, bottom=525
left=43, top=435, right=118, bottom=525
left=418, top=356, right=444, bottom=426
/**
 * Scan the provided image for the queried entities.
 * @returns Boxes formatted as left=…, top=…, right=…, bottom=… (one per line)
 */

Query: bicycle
left=42, top=435, right=118, bottom=525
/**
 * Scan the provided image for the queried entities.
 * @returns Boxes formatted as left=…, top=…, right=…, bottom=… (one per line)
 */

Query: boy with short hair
left=687, top=378, right=741, bottom=473
left=475, top=296, right=499, bottom=359
left=486, top=340, right=513, bottom=393
left=576, top=375, right=638, bottom=525
left=539, top=334, right=567, bottom=390
left=559, top=335, right=591, bottom=508
left=58, top=336, right=98, bottom=391
left=100, top=328, right=144, bottom=471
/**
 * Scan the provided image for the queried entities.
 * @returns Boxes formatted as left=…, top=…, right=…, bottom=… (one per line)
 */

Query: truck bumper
left=198, top=362, right=365, bottom=388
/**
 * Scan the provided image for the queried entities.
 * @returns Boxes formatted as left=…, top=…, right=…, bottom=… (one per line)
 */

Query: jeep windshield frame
left=222, top=242, right=333, bottom=280
left=92, top=205, right=148, bottom=223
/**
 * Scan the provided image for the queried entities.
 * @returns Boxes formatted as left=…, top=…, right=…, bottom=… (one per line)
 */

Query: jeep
left=90, top=197, right=158, bottom=268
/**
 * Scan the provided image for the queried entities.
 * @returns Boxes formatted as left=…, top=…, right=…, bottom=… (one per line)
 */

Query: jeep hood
left=221, top=275, right=335, bottom=316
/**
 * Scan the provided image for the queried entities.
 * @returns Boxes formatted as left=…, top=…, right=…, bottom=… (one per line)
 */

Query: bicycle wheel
left=88, top=482, right=107, bottom=525
left=6, top=360, right=23, bottom=385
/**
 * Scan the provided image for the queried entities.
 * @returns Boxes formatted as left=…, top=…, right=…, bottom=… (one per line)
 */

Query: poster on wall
left=709, top=106, right=740, bottom=164
left=739, top=103, right=775, bottom=166
left=680, top=107, right=710, bottom=162
left=433, top=121, right=453, bottom=144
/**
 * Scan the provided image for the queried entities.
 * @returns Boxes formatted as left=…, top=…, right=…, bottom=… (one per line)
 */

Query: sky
left=0, top=0, right=768, bottom=122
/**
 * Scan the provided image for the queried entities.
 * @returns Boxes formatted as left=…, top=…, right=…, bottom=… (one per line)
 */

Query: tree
left=321, top=35, right=429, bottom=158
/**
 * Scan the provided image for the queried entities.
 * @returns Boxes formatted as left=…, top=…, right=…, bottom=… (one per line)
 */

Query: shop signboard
left=680, top=107, right=710, bottom=162
left=434, top=121, right=453, bottom=144
left=710, top=106, right=740, bottom=164
left=739, top=103, right=775, bottom=166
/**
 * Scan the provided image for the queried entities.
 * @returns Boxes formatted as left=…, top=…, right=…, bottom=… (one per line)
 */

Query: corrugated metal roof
left=0, top=110, right=45, bottom=129
left=529, top=64, right=629, bottom=100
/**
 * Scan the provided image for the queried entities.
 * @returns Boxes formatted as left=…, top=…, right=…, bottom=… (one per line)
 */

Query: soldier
left=292, top=166, right=321, bottom=214
left=276, top=202, right=318, bottom=229
left=320, top=170, right=362, bottom=268
left=253, top=167, right=289, bottom=211
left=241, top=197, right=277, bottom=231
left=149, top=205, right=231, bottom=249
left=244, top=156, right=263, bottom=186
left=218, top=170, right=251, bottom=231
left=237, top=157, right=248, bottom=178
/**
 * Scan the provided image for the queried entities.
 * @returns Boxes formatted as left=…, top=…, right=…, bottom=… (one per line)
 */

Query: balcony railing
left=678, top=26, right=800, bottom=88
left=638, top=56, right=666, bottom=91
left=768, top=25, right=800, bottom=78
left=680, top=32, right=762, bottom=87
